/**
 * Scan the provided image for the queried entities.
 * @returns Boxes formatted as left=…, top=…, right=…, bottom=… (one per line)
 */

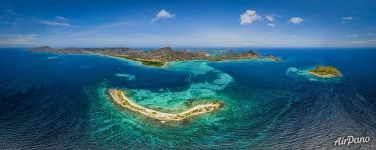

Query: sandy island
left=109, top=89, right=222, bottom=122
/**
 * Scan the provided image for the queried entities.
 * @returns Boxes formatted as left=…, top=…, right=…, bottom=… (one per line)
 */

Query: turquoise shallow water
left=1, top=48, right=376, bottom=149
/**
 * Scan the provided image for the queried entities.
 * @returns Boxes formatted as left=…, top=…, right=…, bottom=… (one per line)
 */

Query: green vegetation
left=139, top=60, right=165, bottom=67
left=111, top=54, right=165, bottom=67
left=309, top=65, right=342, bottom=77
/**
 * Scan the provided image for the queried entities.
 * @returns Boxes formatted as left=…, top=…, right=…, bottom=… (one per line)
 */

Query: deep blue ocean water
left=0, top=48, right=376, bottom=149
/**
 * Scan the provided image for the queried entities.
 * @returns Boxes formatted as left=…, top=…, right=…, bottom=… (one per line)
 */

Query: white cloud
left=39, top=16, right=75, bottom=27
left=240, top=10, right=261, bottom=25
left=265, top=15, right=274, bottom=22
left=0, top=34, right=37, bottom=45
left=349, top=41, right=366, bottom=44
left=56, top=16, right=68, bottom=21
left=151, top=9, right=175, bottom=22
left=288, top=17, right=304, bottom=24
left=341, top=16, right=352, bottom=20
left=345, top=34, right=358, bottom=38
left=267, top=23, right=276, bottom=27
left=39, top=21, right=75, bottom=27
left=349, top=39, right=376, bottom=44
left=341, top=16, right=353, bottom=23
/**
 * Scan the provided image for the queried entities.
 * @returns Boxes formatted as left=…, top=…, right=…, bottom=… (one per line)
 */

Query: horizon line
left=1, top=46, right=376, bottom=49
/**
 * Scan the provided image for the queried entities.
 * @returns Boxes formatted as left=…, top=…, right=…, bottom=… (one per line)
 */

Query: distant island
left=109, top=89, right=222, bottom=122
left=308, top=65, right=342, bottom=78
left=31, top=46, right=281, bottom=67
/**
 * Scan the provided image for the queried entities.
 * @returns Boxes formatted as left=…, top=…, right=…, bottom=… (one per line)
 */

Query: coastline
left=108, top=89, right=222, bottom=122
left=38, top=51, right=277, bottom=68
left=29, top=47, right=281, bottom=68
left=109, top=54, right=278, bottom=68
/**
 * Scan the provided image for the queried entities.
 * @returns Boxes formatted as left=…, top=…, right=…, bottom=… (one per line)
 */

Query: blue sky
left=0, top=0, right=375, bottom=47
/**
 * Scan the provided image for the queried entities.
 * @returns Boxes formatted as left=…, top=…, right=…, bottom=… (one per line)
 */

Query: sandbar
left=108, top=89, right=222, bottom=122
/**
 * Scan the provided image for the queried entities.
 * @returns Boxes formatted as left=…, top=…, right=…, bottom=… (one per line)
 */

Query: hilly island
left=31, top=46, right=281, bottom=67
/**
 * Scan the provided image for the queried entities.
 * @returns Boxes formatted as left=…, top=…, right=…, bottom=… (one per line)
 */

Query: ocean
left=0, top=48, right=376, bottom=149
